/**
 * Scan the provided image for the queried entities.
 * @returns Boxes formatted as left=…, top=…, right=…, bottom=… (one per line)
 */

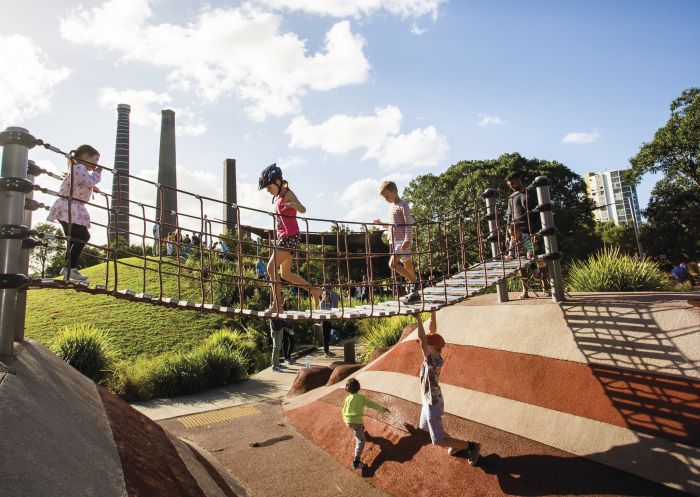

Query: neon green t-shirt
left=342, top=393, right=387, bottom=425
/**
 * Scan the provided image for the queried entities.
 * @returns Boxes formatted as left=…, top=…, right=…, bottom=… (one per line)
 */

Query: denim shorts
left=419, top=398, right=445, bottom=444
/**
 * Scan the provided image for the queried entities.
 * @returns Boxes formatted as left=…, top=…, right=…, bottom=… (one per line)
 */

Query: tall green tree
left=594, top=221, right=639, bottom=256
left=639, top=176, right=700, bottom=262
left=402, top=153, right=597, bottom=262
left=628, top=87, right=700, bottom=187
left=29, top=222, right=64, bottom=278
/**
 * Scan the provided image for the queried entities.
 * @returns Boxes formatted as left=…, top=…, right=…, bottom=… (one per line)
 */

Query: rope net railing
left=8, top=135, right=565, bottom=321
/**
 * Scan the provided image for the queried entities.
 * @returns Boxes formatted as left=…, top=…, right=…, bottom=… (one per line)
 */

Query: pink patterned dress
left=47, top=163, right=101, bottom=228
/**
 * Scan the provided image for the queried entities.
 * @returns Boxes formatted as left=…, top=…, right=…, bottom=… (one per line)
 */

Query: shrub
left=358, top=315, right=415, bottom=363
left=567, top=246, right=668, bottom=292
left=52, top=323, right=112, bottom=382
left=205, top=329, right=267, bottom=374
left=107, top=336, right=251, bottom=401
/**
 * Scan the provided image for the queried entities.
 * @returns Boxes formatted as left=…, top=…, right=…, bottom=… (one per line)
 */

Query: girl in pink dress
left=258, top=164, right=321, bottom=313
left=47, top=145, right=102, bottom=282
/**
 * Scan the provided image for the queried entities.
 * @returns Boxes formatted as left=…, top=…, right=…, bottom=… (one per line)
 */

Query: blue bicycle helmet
left=258, top=163, right=283, bottom=190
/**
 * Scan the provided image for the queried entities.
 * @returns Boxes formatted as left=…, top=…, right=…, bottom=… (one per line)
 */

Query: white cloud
left=60, top=1, right=369, bottom=121
left=257, top=0, right=446, bottom=20
left=276, top=156, right=307, bottom=170
left=97, top=88, right=207, bottom=136
left=562, top=130, right=600, bottom=144
left=0, top=34, right=70, bottom=128
left=477, top=113, right=503, bottom=126
left=128, top=166, right=273, bottom=238
left=337, top=173, right=413, bottom=221
left=286, top=105, right=448, bottom=168
left=411, top=23, right=428, bottom=35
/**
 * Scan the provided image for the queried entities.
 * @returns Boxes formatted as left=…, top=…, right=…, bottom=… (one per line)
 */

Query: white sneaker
left=69, top=268, right=89, bottom=282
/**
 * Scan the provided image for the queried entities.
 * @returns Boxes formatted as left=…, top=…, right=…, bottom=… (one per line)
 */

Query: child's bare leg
left=278, top=255, right=321, bottom=305
left=437, top=437, right=470, bottom=454
left=266, top=252, right=284, bottom=312
left=389, top=256, right=417, bottom=284
left=519, top=268, right=529, bottom=298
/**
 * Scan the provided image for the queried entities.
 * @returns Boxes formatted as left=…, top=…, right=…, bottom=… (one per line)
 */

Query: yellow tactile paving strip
left=179, top=405, right=261, bottom=428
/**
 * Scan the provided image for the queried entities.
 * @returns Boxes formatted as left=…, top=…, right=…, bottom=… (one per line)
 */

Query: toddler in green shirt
left=342, top=378, right=389, bottom=469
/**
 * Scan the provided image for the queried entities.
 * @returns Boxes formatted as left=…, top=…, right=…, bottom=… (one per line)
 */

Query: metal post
left=532, top=176, right=565, bottom=302
left=14, top=161, right=36, bottom=341
left=0, top=126, right=34, bottom=355
left=483, top=188, right=508, bottom=302
left=626, top=196, right=644, bottom=258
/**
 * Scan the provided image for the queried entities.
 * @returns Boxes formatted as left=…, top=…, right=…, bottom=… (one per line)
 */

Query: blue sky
left=1, top=0, right=698, bottom=244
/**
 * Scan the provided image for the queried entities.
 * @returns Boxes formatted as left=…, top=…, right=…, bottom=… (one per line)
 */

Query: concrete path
left=132, top=342, right=354, bottom=420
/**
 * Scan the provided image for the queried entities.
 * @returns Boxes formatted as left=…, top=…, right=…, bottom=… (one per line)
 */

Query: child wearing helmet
left=259, top=164, right=321, bottom=312
left=413, top=311, right=481, bottom=465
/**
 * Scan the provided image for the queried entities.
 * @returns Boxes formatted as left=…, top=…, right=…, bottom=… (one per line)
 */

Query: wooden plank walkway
left=31, top=258, right=531, bottom=320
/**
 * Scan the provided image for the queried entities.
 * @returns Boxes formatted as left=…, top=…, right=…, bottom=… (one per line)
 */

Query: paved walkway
left=132, top=341, right=354, bottom=420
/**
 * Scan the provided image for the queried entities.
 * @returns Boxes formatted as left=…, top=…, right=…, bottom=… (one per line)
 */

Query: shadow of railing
left=561, top=293, right=700, bottom=493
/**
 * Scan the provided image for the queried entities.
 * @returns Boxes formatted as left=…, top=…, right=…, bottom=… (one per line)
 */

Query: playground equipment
left=0, top=126, right=565, bottom=356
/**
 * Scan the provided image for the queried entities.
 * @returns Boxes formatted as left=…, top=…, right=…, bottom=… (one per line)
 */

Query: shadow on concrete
left=363, top=423, right=429, bottom=477
left=482, top=436, right=691, bottom=497
left=562, top=293, right=700, bottom=494
left=562, top=294, right=700, bottom=439
left=249, top=435, right=293, bottom=448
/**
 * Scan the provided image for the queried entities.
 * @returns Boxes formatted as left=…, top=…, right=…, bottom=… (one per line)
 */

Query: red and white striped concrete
left=286, top=292, right=700, bottom=496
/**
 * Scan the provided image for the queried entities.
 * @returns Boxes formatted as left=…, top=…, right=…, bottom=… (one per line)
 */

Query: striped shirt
left=388, top=199, right=414, bottom=245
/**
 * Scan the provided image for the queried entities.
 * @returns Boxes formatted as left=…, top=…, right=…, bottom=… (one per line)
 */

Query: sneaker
left=467, top=442, right=481, bottom=466
left=352, top=460, right=368, bottom=469
left=286, top=359, right=296, bottom=366
left=325, top=351, right=337, bottom=358
left=403, top=291, right=421, bottom=304
left=272, top=365, right=284, bottom=372
left=69, top=268, right=88, bottom=281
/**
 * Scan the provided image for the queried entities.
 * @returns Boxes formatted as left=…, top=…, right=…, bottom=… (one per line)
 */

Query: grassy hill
left=25, top=257, right=247, bottom=360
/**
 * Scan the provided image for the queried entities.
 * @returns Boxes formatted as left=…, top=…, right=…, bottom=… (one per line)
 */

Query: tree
left=628, top=87, right=700, bottom=187
left=29, top=222, right=64, bottom=278
left=593, top=221, right=639, bottom=256
left=403, top=153, right=598, bottom=262
left=639, top=177, right=700, bottom=263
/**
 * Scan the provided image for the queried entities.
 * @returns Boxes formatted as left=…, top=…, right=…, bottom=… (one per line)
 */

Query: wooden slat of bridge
left=30, top=258, right=531, bottom=320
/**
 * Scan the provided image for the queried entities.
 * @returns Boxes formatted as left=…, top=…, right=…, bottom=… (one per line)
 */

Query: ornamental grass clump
left=204, top=328, right=267, bottom=374
left=567, top=246, right=668, bottom=292
left=358, top=314, right=415, bottom=363
left=52, top=323, right=113, bottom=382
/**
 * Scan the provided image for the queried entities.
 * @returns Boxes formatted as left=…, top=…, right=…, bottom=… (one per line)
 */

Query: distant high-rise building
left=156, top=109, right=178, bottom=235
left=585, top=170, right=642, bottom=226
left=108, top=104, right=130, bottom=244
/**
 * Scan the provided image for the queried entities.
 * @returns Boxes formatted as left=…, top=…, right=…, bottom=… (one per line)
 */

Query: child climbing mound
left=414, top=311, right=481, bottom=465
left=258, top=163, right=321, bottom=312
left=342, top=378, right=389, bottom=469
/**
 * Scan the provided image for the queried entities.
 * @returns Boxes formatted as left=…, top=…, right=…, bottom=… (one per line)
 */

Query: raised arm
left=428, top=310, right=437, bottom=335
left=414, top=313, right=429, bottom=356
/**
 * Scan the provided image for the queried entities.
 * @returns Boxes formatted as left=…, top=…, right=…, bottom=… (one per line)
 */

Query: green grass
left=26, top=257, right=241, bottom=360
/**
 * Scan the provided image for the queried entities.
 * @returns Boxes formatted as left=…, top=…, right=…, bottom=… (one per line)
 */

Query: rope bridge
left=0, top=127, right=565, bottom=353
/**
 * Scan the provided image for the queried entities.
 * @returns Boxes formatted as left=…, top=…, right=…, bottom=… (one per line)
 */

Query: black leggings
left=282, top=332, right=295, bottom=361
left=59, top=222, right=90, bottom=269
left=322, top=321, right=331, bottom=353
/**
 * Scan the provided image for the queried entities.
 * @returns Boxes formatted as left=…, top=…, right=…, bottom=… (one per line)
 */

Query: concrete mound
left=285, top=292, right=700, bottom=497
left=0, top=340, right=248, bottom=497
